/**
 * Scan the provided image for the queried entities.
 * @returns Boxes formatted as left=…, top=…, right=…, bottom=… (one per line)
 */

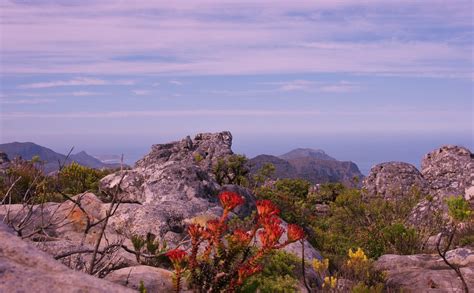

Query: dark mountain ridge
left=0, top=142, right=121, bottom=173
left=250, top=148, right=363, bottom=186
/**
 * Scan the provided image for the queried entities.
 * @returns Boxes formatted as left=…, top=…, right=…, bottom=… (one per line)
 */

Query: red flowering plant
left=166, top=191, right=305, bottom=292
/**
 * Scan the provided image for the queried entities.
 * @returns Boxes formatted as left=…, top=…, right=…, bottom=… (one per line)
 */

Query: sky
left=0, top=0, right=472, bottom=174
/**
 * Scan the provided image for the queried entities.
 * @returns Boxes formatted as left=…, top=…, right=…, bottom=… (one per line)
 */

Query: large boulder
left=375, top=248, right=474, bottom=292
left=363, top=162, right=429, bottom=200
left=99, top=132, right=252, bottom=243
left=104, top=265, right=189, bottom=292
left=0, top=222, right=134, bottom=293
left=421, top=145, right=474, bottom=200
left=411, top=146, right=474, bottom=225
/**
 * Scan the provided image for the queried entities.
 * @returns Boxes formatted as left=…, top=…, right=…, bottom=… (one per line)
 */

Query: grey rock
left=99, top=132, right=240, bottom=243
left=104, top=265, right=190, bottom=292
left=363, top=162, right=429, bottom=200
left=411, top=145, right=474, bottom=225
left=421, top=145, right=474, bottom=199
left=0, top=222, right=133, bottom=293
left=374, top=248, right=474, bottom=292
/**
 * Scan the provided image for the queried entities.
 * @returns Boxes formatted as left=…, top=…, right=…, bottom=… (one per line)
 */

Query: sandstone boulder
left=411, top=145, right=474, bottom=224
left=421, top=145, right=473, bottom=197
left=104, top=265, right=190, bottom=292
left=363, top=162, right=429, bottom=200
left=375, top=248, right=474, bottom=292
left=0, top=222, right=133, bottom=293
left=99, top=132, right=255, bottom=243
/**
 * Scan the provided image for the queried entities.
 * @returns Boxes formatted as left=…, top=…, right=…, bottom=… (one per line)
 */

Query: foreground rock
left=375, top=248, right=474, bottom=292
left=0, top=222, right=133, bottom=293
left=104, top=265, right=186, bottom=292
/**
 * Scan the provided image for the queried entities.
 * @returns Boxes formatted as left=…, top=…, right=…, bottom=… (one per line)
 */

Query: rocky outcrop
left=413, top=146, right=474, bottom=224
left=421, top=145, right=474, bottom=200
left=362, top=162, right=429, bottom=200
left=375, top=248, right=474, bottom=292
left=0, top=222, right=133, bottom=293
left=363, top=145, right=473, bottom=224
left=104, top=265, right=183, bottom=292
left=99, top=132, right=237, bottom=241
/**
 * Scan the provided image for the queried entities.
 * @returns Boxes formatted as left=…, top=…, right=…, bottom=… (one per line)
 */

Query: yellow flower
left=347, top=247, right=367, bottom=265
left=323, top=276, right=337, bottom=288
left=312, top=258, right=329, bottom=273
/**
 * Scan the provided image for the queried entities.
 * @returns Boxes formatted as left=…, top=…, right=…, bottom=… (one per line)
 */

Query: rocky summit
left=99, top=132, right=235, bottom=241
left=0, top=132, right=472, bottom=292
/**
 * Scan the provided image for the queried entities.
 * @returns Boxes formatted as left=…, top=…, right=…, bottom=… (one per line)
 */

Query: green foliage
left=381, top=223, right=419, bottom=255
left=251, top=163, right=275, bottom=187
left=58, top=162, right=111, bottom=195
left=213, top=155, right=250, bottom=186
left=311, top=188, right=425, bottom=260
left=314, top=182, right=346, bottom=203
left=255, top=178, right=313, bottom=226
left=130, top=233, right=168, bottom=266
left=0, top=158, right=57, bottom=204
left=447, top=196, right=472, bottom=222
left=193, top=153, right=204, bottom=163
left=240, top=250, right=300, bottom=293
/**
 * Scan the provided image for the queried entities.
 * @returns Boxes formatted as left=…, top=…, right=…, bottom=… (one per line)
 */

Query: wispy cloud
left=132, top=89, right=150, bottom=96
left=0, top=98, right=55, bottom=105
left=72, top=91, right=107, bottom=96
left=279, top=80, right=314, bottom=91
left=319, top=81, right=361, bottom=93
left=19, top=77, right=134, bottom=89
left=1, top=109, right=321, bottom=119
left=169, top=80, right=183, bottom=86
left=262, top=80, right=361, bottom=93
left=2, top=1, right=470, bottom=78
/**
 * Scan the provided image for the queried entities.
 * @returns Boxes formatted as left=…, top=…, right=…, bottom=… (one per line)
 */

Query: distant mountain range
left=249, top=148, right=363, bottom=186
left=0, top=142, right=121, bottom=173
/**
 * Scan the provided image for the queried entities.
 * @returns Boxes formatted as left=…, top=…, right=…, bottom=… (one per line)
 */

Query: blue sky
left=0, top=0, right=472, bottom=173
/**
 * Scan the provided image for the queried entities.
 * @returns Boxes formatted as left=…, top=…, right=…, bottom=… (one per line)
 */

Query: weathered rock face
left=363, top=145, right=473, bottom=225
left=421, top=145, right=474, bottom=200
left=0, top=222, right=134, bottom=293
left=375, top=248, right=474, bottom=292
left=363, top=162, right=429, bottom=200
left=99, top=132, right=248, bottom=242
left=412, top=146, right=474, bottom=224
left=104, top=265, right=187, bottom=292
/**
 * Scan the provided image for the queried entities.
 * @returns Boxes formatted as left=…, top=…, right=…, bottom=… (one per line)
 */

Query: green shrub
left=447, top=196, right=472, bottom=222
left=193, top=153, right=204, bottom=163
left=255, top=178, right=314, bottom=226
left=213, top=155, right=250, bottom=186
left=311, top=188, right=425, bottom=260
left=0, top=158, right=57, bottom=204
left=251, top=163, right=275, bottom=188
left=58, top=162, right=111, bottom=195
left=240, top=251, right=300, bottom=293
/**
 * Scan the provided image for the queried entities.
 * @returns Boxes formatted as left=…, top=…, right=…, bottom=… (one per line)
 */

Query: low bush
left=165, top=191, right=306, bottom=292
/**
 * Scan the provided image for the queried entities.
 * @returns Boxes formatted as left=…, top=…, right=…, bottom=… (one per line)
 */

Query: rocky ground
left=1, top=132, right=473, bottom=292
